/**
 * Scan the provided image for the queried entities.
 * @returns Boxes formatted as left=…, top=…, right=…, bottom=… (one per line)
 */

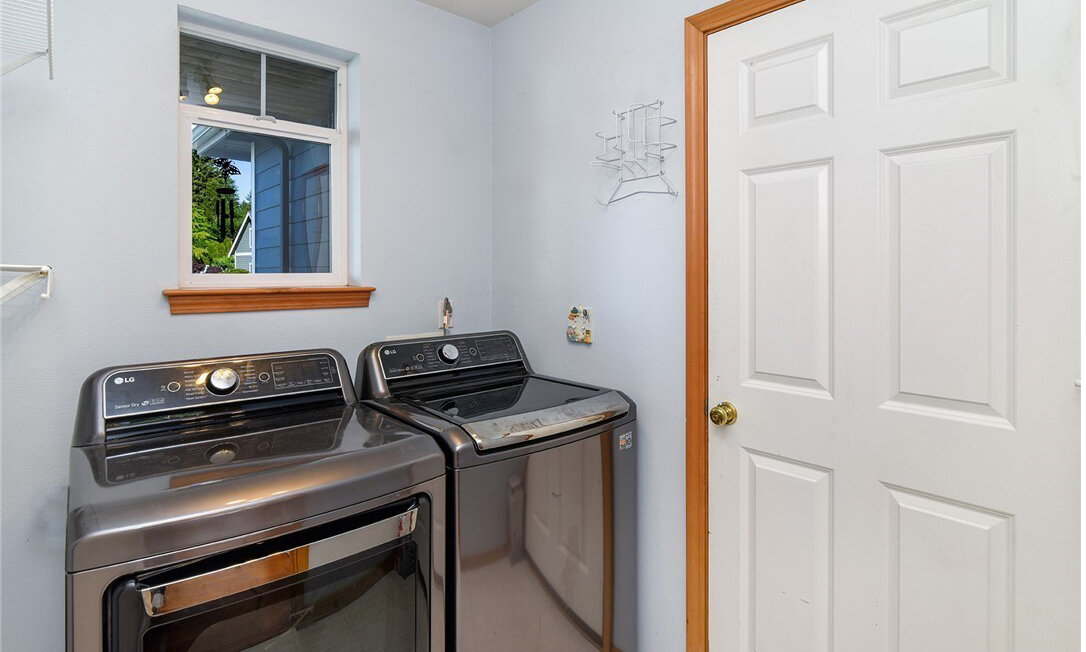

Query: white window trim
left=177, top=30, right=349, bottom=289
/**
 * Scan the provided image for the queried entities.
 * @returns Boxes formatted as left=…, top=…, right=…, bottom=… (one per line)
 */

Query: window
left=177, top=31, right=347, bottom=288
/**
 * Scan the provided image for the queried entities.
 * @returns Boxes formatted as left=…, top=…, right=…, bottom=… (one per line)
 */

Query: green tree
left=191, top=150, right=250, bottom=273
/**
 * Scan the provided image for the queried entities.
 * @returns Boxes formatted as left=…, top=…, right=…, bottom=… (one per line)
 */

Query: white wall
left=4, top=0, right=720, bottom=648
left=491, top=0, right=716, bottom=648
left=0, top=1, right=492, bottom=648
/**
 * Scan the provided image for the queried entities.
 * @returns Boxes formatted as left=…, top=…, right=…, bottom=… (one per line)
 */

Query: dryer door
left=106, top=498, right=431, bottom=652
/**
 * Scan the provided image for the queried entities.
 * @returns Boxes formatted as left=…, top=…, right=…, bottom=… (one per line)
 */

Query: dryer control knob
left=207, top=444, right=238, bottom=465
left=438, top=344, right=460, bottom=364
left=206, top=367, right=239, bottom=395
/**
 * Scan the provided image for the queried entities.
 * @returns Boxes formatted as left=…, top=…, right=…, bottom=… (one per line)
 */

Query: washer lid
left=400, top=375, right=630, bottom=451
left=460, top=391, right=630, bottom=450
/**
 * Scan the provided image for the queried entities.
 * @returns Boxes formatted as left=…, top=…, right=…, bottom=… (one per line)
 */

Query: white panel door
left=706, top=1, right=1079, bottom=650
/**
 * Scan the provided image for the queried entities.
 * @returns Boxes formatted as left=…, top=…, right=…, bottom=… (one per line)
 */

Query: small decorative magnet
left=567, top=305, right=592, bottom=344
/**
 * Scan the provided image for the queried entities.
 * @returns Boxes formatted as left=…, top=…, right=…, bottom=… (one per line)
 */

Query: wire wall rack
left=1, top=264, right=53, bottom=305
left=1, top=0, right=54, bottom=79
left=591, top=100, right=677, bottom=205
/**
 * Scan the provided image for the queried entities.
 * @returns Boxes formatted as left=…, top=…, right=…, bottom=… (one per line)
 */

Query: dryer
left=66, top=349, right=445, bottom=652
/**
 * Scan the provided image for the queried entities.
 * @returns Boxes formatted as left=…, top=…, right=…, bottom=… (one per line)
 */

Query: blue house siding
left=251, top=139, right=330, bottom=274
left=253, top=143, right=284, bottom=273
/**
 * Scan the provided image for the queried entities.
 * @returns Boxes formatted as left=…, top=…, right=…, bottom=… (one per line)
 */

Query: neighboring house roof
left=192, top=124, right=253, bottom=160
left=227, top=212, right=253, bottom=258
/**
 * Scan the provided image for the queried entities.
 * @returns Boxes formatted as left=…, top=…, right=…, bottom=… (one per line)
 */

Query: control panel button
left=206, top=368, right=240, bottom=395
left=166, top=381, right=181, bottom=393
left=438, top=344, right=460, bottom=364
left=257, top=372, right=271, bottom=383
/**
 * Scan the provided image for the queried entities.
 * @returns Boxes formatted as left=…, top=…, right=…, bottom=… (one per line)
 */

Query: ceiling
left=415, top=0, right=544, bottom=26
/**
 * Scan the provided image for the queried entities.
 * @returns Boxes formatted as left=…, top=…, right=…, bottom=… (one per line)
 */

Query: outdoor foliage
left=191, top=150, right=251, bottom=273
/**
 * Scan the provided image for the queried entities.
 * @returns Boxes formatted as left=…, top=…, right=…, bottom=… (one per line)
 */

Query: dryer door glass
left=107, top=499, right=430, bottom=652
left=146, top=544, right=415, bottom=651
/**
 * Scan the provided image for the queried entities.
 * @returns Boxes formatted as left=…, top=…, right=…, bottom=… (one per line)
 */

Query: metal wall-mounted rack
left=1, top=0, right=54, bottom=79
left=1, top=264, right=53, bottom=305
left=591, top=100, right=677, bottom=205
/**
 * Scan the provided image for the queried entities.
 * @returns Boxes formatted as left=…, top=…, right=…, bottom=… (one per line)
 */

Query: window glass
left=179, top=34, right=261, bottom=116
left=191, top=125, right=331, bottom=274
left=266, top=55, right=337, bottom=128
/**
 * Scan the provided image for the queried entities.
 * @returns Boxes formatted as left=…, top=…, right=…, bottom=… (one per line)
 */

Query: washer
left=357, top=331, right=638, bottom=652
left=66, top=349, right=445, bottom=652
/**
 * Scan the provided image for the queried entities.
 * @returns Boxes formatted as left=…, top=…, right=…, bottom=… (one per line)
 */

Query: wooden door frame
left=684, top=1, right=806, bottom=649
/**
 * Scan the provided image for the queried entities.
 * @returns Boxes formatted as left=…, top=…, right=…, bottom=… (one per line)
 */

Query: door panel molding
left=883, top=483, right=1014, bottom=652
left=742, top=34, right=834, bottom=129
left=741, top=450, right=834, bottom=652
left=878, top=0, right=1014, bottom=104
left=879, top=131, right=1016, bottom=429
left=740, top=157, right=835, bottom=398
left=685, top=2, right=807, bottom=650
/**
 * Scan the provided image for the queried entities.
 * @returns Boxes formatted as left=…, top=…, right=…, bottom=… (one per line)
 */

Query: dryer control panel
left=103, top=352, right=342, bottom=419
left=379, top=333, right=522, bottom=379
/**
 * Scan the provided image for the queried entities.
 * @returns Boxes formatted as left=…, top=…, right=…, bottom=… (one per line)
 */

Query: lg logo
left=384, top=349, right=397, bottom=356
left=113, top=376, right=135, bottom=385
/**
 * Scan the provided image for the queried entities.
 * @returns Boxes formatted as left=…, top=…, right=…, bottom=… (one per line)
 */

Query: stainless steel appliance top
left=357, top=331, right=635, bottom=465
left=66, top=349, right=444, bottom=573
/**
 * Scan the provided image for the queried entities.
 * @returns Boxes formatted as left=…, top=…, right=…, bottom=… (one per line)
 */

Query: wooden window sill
left=163, top=286, right=375, bottom=315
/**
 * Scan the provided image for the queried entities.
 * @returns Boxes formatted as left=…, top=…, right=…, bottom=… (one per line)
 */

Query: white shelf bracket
left=1, top=264, right=53, bottom=305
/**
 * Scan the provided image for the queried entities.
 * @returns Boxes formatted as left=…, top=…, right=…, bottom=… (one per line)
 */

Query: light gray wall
left=491, top=0, right=715, bottom=648
left=4, top=0, right=717, bottom=648
left=0, top=0, right=492, bottom=648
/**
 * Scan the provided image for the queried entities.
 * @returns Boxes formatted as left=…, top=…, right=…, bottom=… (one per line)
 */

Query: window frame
left=177, top=26, right=349, bottom=289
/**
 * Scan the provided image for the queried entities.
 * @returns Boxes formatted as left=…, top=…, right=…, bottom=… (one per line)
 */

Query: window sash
left=178, top=23, right=346, bottom=91
left=178, top=104, right=348, bottom=288
left=180, top=31, right=338, bottom=129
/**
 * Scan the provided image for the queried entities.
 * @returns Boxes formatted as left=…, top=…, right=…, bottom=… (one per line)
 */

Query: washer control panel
left=379, top=334, right=522, bottom=379
left=104, top=353, right=340, bottom=419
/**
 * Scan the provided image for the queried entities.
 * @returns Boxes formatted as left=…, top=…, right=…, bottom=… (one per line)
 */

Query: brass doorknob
left=709, top=401, right=738, bottom=426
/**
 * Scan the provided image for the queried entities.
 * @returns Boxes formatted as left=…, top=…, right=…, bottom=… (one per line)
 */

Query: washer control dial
left=438, top=344, right=460, bottom=364
left=206, top=367, right=240, bottom=395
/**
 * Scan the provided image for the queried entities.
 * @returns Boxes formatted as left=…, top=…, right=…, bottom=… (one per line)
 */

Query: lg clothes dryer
left=66, top=350, right=445, bottom=652
left=357, top=331, right=638, bottom=652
